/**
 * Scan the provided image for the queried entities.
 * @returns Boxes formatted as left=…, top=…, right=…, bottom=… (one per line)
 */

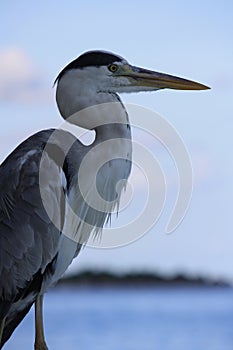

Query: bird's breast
left=62, top=135, right=132, bottom=246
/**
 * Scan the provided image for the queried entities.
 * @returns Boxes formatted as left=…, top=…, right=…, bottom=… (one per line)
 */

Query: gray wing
left=0, top=129, right=66, bottom=303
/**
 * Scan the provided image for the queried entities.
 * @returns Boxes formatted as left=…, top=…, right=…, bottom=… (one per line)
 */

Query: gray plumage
left=0, top=50, right=209, bottom=349
left=0, top=129, right=82, bottom=345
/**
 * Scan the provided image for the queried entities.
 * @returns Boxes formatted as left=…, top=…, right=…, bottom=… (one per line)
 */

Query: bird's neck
left=56, top=77, right=131, bottom=141
left=53, top=76, right=132, bottom=248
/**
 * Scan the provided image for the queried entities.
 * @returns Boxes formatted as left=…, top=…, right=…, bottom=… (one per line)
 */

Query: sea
left=4, top=285, right=233, bottom=350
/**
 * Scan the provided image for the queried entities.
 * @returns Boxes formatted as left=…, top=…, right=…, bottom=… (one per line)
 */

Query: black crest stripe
left=54, top=50, right=122, bottom=84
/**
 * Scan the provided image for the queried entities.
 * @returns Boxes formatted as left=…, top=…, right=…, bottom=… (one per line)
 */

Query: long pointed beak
left=122, top=65, right=210, bottom=91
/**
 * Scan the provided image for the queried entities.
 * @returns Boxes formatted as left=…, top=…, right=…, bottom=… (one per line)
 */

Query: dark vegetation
left=58, top=270, right=229, bottom=287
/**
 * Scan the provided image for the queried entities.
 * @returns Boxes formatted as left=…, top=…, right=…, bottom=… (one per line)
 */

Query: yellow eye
left=108, top=64, right=118, bottom=73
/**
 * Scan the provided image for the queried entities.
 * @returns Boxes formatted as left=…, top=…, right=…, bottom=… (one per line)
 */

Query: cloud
left=0, top=47, right=52, bottom=104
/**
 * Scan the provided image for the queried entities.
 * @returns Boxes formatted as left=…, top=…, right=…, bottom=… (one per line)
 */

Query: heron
left=0, top=50, right=209, bottom=349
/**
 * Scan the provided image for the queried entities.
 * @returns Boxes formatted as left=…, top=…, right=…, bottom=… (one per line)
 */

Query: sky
left=0, top=0, right=233, bottom=281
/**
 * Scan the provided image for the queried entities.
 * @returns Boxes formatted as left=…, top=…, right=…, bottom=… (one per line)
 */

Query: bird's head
left=54, top=50, right=210, bottom=123
left=55, top=50, right=209, bottom=92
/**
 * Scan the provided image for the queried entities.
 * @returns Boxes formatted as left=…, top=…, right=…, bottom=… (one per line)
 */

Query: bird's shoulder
left=0, top=129, right=54, bottom=219
left=0, top=128, right=78, bottom=301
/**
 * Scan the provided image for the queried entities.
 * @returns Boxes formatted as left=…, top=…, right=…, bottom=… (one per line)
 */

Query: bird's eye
left=108, top=64, right=118, bottom=73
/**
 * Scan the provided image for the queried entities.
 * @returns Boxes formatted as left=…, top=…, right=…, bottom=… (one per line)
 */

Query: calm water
left=4, top=285, right=233, bottom=350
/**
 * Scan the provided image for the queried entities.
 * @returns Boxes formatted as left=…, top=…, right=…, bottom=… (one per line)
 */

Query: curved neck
left=56, top=73, right=131, bottom=141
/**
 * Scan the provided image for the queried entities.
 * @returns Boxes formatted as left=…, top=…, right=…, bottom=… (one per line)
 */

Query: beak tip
left=184, top=82, right=211, bottom=91
left=201, top=84, right=211, bottom=90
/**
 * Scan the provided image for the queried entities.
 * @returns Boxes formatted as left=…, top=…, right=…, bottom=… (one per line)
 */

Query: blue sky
left=1, top=1, right=233, bottom=281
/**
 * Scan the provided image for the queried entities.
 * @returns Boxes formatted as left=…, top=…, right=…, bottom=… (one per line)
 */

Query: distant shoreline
left=58, top=270, right=230, bottom=287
